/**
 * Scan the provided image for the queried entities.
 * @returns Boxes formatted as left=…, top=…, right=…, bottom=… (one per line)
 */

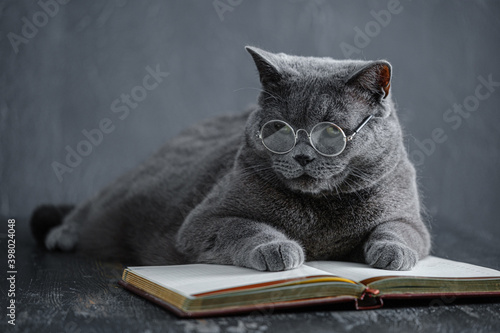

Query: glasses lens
left=310, top=123, right=346, bottom=156
left=261, top=121, right=295, bottom=153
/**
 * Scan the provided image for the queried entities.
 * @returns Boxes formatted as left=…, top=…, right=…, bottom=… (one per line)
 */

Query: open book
left=119, top=256, right=500, bottom=317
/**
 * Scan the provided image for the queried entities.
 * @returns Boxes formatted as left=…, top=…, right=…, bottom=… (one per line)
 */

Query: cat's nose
left=294, top=154, right=315, bottom=167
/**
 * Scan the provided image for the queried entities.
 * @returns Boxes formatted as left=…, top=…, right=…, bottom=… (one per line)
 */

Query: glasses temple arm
left=346, top=115, right=373, bottom=141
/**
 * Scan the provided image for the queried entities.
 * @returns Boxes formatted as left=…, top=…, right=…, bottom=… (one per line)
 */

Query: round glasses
left=257, top=115, right=373, bottom=157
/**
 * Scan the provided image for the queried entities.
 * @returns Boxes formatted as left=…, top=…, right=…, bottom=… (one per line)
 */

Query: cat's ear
left=346, top=61, right=392, bottom=100
left=245, top=46, right=283, bottom=88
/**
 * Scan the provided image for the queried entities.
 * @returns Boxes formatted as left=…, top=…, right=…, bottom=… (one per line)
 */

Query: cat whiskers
left=327, top=182, right=341, bottom=200
left=349, top=167, right=374, bottom=188
left=342, top=178, right=364, bottom=201
left=238, top=164, right=278, bottom=188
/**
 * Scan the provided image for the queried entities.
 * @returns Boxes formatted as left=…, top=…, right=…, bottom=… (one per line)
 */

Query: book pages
left=307, top=256, right=500, bottom=282
left=127, top=264, right=337, bottom=297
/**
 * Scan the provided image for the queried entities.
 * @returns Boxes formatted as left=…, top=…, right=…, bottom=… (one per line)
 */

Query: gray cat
left=31, top=46, right=430, bottom=271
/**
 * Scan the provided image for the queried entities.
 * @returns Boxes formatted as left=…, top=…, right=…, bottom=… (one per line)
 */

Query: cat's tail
left=30, top=204, right=75, bottom=247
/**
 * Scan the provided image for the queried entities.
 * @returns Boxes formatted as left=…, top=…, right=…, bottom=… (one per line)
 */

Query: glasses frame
left=257, top=115, right=373, bottom=157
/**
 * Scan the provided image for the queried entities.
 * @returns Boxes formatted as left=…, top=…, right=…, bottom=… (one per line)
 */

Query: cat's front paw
left=249, top=240, right=304, bottom=271
left=364, top=240, right=417, bottom=271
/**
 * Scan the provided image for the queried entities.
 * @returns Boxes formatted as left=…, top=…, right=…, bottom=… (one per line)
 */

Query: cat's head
left=243, top=47, right=404, bottom=195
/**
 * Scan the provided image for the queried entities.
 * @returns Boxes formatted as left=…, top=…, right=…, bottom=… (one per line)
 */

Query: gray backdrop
left=1, top=1, right=500, bottom=246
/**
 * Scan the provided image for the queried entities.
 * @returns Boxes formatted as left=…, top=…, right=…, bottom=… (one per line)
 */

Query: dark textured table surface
left=1, top=216, right=499, bottom=333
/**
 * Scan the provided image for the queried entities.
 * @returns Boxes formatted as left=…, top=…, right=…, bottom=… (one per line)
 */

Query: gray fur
left=44, top=46, right=430, bottom=271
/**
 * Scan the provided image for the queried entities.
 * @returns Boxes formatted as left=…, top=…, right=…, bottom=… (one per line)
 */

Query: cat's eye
left=278, top=125, right=291, bottom=134
left=258, top=115, right=373, bottom=157
left=310, top=123, right=346, bottom=156
left=260, top=120, right=296, bottom=153
left=325, top=126, right=340, bottom=137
